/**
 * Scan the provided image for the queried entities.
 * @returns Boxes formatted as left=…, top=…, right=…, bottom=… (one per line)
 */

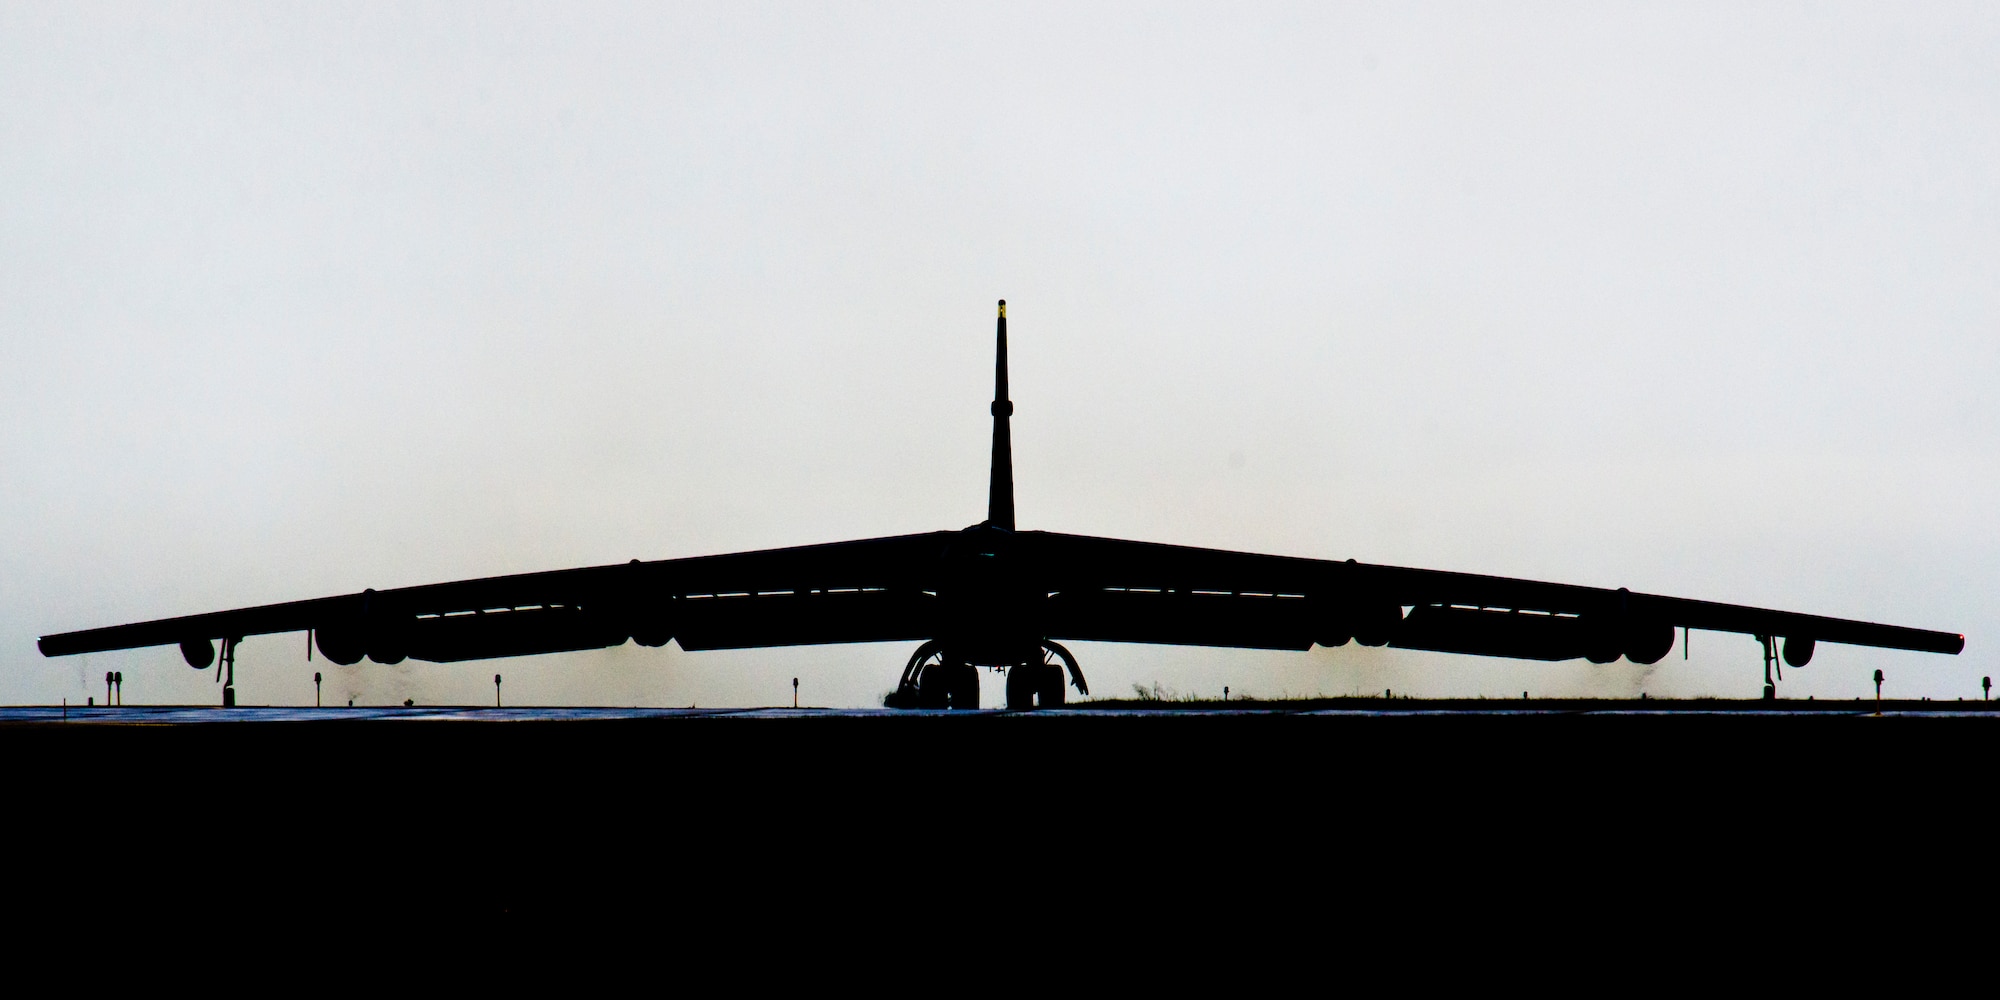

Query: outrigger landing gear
left=1758, top=633, right=1780, bottom=700
left=217, top=635, right=240, bottom=708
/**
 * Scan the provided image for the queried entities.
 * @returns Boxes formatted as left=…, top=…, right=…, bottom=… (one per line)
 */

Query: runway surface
left=4, top=697, right=1985, bottom=925
left=5, top=699, right=1994, bottom=723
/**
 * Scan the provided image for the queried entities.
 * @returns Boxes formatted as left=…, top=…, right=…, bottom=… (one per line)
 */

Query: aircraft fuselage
left=937, top=523, right=1044, bottom=667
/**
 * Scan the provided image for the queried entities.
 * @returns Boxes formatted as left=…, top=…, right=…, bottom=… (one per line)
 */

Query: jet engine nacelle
left=630, top=620, right=674, bottom=647
left=1622, top=620, right=1676, bottom=665
left=180, top=638, right=215, bottom=669
left=1583, top=622, right=1623, bottom=664
left=368, top=626, right=410, bottom=665
left=313, top=589, right=403, bottom=665
left=1783, top=635, right=1814, bottom=668
left=1352, top=603, right=1405, bottom=647
left=1582, top=616, right=1674, bottom=664
left=314, top=625, right=366, bottom=666
left=1310, top=594, right=1352, bottom=647
left=616, top=594, right=674, bottom=647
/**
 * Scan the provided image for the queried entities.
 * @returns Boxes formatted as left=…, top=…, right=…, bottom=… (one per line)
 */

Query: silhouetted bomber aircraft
left=41, top=302, right=1963, bottom=708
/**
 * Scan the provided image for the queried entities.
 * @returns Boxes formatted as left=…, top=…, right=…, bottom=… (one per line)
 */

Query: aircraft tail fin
left=987, top=299, right=1015, bottom=529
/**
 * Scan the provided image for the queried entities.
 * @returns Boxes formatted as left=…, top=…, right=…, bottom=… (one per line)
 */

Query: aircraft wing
left=39, top=526, right=1961, bottom=668
left=38, top=532, right=955, bottom=665
left=1028, top=532, right=1963, bottom=662
left=36, top=304, right=1962, bottom=676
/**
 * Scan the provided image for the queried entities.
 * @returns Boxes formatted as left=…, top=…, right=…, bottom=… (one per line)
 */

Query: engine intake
left=1783, top=635, right=1814, bottom=668
left=314, top=626, right=366, bottom=666
left=180, top=638, right=214, bottom=669
left=1622, top=621, right=1676, bottom=665
left=1351, top=603, right=1405, bottom=647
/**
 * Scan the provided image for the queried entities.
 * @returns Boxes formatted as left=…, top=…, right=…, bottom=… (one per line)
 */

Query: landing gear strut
left=1005, top=641, right=1087, bottom=710
left=886, top=641, right=980, bottom=710
left=885, top=639, right=1089, bottom=711
left=1758, top=633, right=1780, bottom=700
left=217, top=635, right=240, bottom=707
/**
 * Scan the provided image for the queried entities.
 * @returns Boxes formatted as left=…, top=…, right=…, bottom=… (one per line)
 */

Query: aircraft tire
left=1036, top=662, right=1066, bottom=708
left=917, top=666, right=952, bottom=709
left=1005, top=663, right=1037, bottom=710
left=947, top=662, right=980, bottom=710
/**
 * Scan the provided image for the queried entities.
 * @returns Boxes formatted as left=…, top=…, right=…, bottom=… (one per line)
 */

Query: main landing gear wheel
left=1006, top=641, right=1087, bottom=710
left=1005, top=657, right=1065, bottom=710
left=1037, top=661, right=1066, bottom=708
left=944, top=662, right=979, bottom=709
left=1004, top=658, right=1043, bottom=710
left=888, top=641, right=980, bottom=710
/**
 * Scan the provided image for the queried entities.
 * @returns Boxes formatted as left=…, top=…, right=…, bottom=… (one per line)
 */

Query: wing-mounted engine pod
left=630, top=613, right=674, bottom=648
left=622, top=562, right=676, bottom=647
left=1586, top=588, right=1673, bottom=664
left=312, top=589, right=377, bottom=665
left=1783, top=635, right=1815, bottom=668
left=1622, top=620, right=1676, bottom=665
left=1583, top=620, right=1623, bottom=664
left=314, top=624, right=366, bottom=665
left=366, top=633, right=409, bottom=665
left=366, top=625, right=410, bottom=664
left=1308, top=594, right=1352, bottom=647
left=340, top=587, right=412, bottom=664
left=1351, top=602, right=1405, bottom=647
left=368, top=640, right=410, bottom=664
left=180, top=638, right=215, bottom=669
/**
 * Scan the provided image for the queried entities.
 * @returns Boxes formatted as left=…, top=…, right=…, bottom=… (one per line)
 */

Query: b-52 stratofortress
left=41, top=302, right=1963, bottom=707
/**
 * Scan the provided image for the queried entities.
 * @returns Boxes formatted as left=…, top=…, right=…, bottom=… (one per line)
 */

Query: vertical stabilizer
left=987, top=300, right=1015, bottom=529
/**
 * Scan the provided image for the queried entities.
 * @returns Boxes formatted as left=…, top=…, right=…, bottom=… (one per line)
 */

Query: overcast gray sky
left=3, top=2, right=1993, bottom=708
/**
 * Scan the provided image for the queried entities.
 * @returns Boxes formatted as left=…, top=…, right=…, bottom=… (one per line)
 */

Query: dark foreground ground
left=3, top=701, right=1991, bottom=943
